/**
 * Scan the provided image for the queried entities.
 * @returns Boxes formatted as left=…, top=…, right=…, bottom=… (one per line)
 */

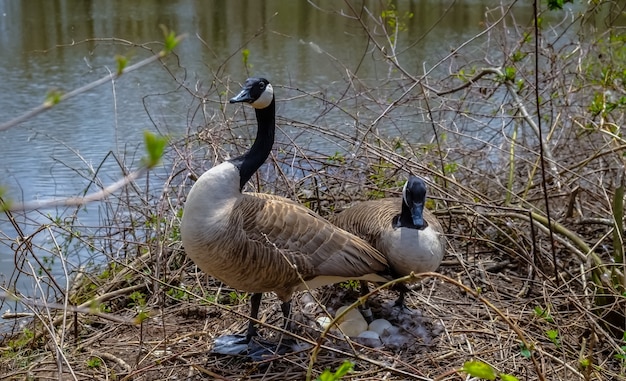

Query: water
left=0, top=0, right=595, bottom=322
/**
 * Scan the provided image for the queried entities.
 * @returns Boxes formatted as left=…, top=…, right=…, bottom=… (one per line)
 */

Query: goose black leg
left=359, top=280, right=374, bottom=323
left=249, top=295, right=291, bottom=338
left=391, top=284, right=414, bottom=314
left=246, top=293, right=263, bottom=341
left=280, top=300, right=292, bottom=331
left=393, top=289, right=407, bottom=308
left=212, top=294, right=297, bottom=359
left=212, top=293, right=264, bottom=356
left=246, top=299, right=296, bottom=360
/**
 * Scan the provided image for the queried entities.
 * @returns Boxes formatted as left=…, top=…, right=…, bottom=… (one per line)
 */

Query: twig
left=0, top=289, right=140, bottom=325
left=96, top=351, right=133, bottom=374
left=2, top=166, right=148, bottom=211
left=0, top=46, right=179, bottom=132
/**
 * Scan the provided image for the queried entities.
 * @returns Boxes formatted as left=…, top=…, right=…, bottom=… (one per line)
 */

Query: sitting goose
left=329, top=175, right=445, bottom=309
left=180, top=77, right=392, bottom=354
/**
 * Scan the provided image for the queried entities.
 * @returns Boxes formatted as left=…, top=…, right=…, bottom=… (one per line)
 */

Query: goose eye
left=259, top=83, right=265, bottom=90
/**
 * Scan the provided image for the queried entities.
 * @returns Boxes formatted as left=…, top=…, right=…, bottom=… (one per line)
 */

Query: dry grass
left=0, top=226, right=622, bottom=380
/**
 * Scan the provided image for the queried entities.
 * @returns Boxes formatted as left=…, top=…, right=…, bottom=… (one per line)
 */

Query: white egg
left=335, top=305, right=365, bottom=323
left=338, top=319, right=368, bottom=337
left=368, top=318, right=393, bottom=335
left=356, top=330, right=383, bottom=348
left=316, top=316, right=332, bottom=329
left=333, top=306, right=369, bottom=337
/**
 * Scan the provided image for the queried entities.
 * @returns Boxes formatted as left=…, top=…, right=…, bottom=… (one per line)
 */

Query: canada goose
left=180, top=77, right=392, bottom=352
left=329, top=175, right=445, bottom=308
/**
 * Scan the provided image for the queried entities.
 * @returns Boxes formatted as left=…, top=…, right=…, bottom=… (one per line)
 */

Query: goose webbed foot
left=246, top=337, right=293, bottom=360
left=211, top=316, right=296, bottom=360
left=210, top=295, right=299, bottom=360
left=211, top=334, right=295, bottom=360
left=211, top=315, right=260, bottom=356
left=211, top=334, right=252, bottom=356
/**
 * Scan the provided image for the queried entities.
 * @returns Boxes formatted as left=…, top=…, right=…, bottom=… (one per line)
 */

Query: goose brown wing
left=238, top=194, right=389, bottom=280
left=246, top=192, right=295, bottom=203
left=330, top=198, right=399, bottom=246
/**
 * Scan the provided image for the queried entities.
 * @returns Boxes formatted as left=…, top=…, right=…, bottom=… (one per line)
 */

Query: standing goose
left=180, top=77, right=392, bottom=352
left=329, top=175, right=445, bottom=308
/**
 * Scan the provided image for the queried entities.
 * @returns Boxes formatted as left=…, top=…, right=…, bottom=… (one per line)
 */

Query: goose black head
left=229, top=77, right=274, bottom=109
left=227, top=77, right=276, bottom=190
left=402, top=175, right=427, bottom=228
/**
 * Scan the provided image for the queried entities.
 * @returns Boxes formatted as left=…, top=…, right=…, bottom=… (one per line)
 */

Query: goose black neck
left=233, top=98, right=276, bottom=190
left=395, top=202, right=425, bottom=229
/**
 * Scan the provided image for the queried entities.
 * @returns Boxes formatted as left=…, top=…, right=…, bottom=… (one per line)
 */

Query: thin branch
left=534, top=0, right=560, bottom=287
left=2, top=166, right=148, bottom=211
left=0, top=42, right=182, bottom=132
left=0, top=289, right=139, bottom=325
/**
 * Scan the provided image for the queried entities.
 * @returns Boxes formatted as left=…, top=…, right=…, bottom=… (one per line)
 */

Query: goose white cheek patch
left=252, top=84, right=274, bottom=109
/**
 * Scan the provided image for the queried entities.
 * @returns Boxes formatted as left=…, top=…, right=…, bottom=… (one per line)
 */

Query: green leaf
left=160, top=25, right=180, bottom=54
left=143, top=131, right=167, bottom=167
left=533, top=305, right=554, bottom=322
left=334, top=361, right=354, bottom=378
left=44, top=89, right=63, bottom=107
left=462, top=360, right=496, bottom=380
left=504, top=66, right=516, bottom=82
left=520, top=343, right=532, bottom=359
left=546, top=329, right=560, bottom=347
left=0, top=187, right=10, bottom=212
left=242, top=48, right=251, bottom=68
left=511, top=50, right=527, bottom=63
left=579, top=358, right=591, bottom=368
left=86, top=357, right=102, bottom=369
left=500, top=374, right=520, bottom=381
left=115, top=55, right=128, bottom=76
left=135, top=310, right=150, bottom=324
left=547, top=0, right=573, bottom=11
left=316, top=361, right=353, bottom=381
